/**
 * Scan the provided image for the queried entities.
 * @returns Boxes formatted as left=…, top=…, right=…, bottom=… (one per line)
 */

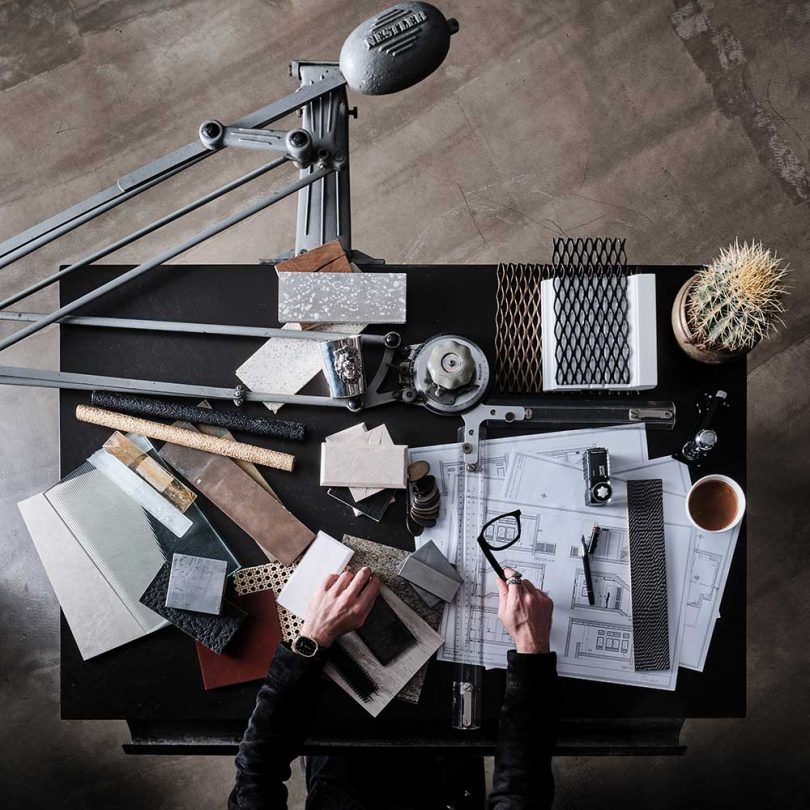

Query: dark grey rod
left=0, top=156, right=206, bottom=270
left=0, top=311, right=381, bottom=343
left=0, top=74, right=346, bottom=264
left=0, top=166, right=331, bottom=354
left=0, top=156, right=288, bottom=311
left=0, top=365, right=346, bottom=407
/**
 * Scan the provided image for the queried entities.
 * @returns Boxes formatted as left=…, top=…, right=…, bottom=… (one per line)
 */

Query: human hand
left=300, top=566, right=380, bottom=648
left=496, top=567, right=553, bottom=654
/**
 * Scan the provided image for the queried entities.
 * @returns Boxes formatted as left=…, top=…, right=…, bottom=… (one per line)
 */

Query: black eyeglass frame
left=476, top=509, right=523, bottom=581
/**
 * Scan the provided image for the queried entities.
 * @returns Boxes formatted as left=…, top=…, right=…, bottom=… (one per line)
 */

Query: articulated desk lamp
left=0, top=2, right=675, bottom=730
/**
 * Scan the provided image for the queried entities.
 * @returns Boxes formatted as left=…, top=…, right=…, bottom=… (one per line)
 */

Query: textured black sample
left=91, top=391, right=306, bottom=441
left=330, top=642, right=378, bottom=703
left=356, top=596, right=416, bottom=665
left=552, top=236, right=627, bottom=267
left=139, top=563, right=246, bottom=654
left=626, top=479, right=670, bottom=671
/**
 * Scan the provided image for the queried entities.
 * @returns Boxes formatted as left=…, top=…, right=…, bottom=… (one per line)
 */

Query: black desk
left=59, top=265, right=746, bottom=755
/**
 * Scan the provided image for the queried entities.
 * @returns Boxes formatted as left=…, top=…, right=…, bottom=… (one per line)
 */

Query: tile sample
left=19, top=493, right=168, bottom=660
left=278, top=272, right=407, bottom=324
left=195, top=590, right=282, bottom=690
left=320, top=443, right=408, bottom=489
left=356, top=596, right=416, bottom=665
left=398, top=540, right=463, bottom=605
left=326, top=585, right=443, bottom=717
left=165, top=554, right=228, bottom=614
left=236, top=322, right=365, bottom=413
left=140, top=562, right=246, bottom=654
left=160, top=436, right=314, bottom=565
left=326, top=423, right=395, bottom=501
left=277, top=532, right=354, bottom=618
left=275, top=239, right=354, bottom=329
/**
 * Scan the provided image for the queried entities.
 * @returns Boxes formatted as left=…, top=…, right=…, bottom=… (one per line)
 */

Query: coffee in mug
left=686, top=474, right=745, bottom=533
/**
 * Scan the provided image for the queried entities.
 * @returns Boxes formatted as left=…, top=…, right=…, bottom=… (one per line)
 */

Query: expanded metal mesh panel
left=495, top=262, right=545, bottom=393
left=552, top=237, right=627, bottom=267
left=551, top=271, right=631, bottom=386
left=495, top=238, right=630, bottom=393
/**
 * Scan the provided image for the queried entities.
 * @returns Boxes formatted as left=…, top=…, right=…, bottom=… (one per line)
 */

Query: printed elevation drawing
left=570, top=569, right=631, bottom=615
left=565, top=618, right=633, bottom=664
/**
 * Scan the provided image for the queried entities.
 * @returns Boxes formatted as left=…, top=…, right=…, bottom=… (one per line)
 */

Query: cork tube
left=76, top=405, right=295, bottom=472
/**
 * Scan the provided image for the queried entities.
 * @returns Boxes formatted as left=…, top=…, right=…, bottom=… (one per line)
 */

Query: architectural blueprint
left=409, top=424, right=739, bottom=687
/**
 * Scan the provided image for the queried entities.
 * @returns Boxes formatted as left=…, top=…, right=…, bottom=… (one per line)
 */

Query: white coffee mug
left=686, top=474, right=746, bottom=533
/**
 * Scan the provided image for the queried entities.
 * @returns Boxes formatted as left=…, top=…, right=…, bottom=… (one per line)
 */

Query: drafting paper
left=277, top=532, right=354, bottom=618
left=19, top=493, right=167, bottom=660
left=409, top=425, right=698, bottom=690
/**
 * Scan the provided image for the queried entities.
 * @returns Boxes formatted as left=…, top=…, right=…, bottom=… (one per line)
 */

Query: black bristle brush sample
left=329, top=643, right=378, bottom=703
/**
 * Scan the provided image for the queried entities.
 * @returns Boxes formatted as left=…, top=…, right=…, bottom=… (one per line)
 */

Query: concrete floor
left=1, top=1, right=808, bottom=807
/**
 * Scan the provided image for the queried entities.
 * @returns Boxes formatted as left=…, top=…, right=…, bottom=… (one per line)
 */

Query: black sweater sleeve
left=228, top=642, right=327, bottom=810
left=488, top=651, right=559, bottom=810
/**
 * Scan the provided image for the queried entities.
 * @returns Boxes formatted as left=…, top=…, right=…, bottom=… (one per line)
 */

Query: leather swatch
left=140, top=562, right=246, bottom=654
left=160, top=434, right=314, bottom=565
left=195, top=590, right=282, bottom=689
left=357, top=595, right=416, bottom=665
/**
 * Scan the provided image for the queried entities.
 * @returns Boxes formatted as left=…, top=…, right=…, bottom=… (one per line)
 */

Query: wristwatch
left=291, top=634, right=320, bottom=658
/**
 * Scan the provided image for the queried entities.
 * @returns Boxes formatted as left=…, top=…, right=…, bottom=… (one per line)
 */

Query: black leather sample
left=356, top=596, right=416, bottom=665
left=140, top=563, right=246, bottom=654
left=327, top=487, right=393, bottom=521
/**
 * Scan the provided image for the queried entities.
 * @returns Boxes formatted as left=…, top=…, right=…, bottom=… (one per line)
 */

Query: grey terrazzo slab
left=165, top=553, right=228, bottom=615
left=277, top=272, right=407, bottom=324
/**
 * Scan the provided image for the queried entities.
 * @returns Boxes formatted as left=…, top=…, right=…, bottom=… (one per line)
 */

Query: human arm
left=229, top=567, right=380, bottom=810
left=488, top=568, right=558, bottom=810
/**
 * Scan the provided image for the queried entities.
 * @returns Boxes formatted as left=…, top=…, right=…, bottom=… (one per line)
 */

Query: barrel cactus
left=687, top=241, right=789, bottom=352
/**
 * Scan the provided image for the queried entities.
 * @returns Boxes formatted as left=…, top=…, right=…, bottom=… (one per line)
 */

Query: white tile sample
left=326, top=585, right=443, bottom=717
left=165, top=554, right=228, bottom=614
left=320, top=443, right=408, bottom=489
left=277, top=531, right=355, bottom=618
left=236, top=322, right=364, bottom=413
left=324, top=423, right=394, bottom=501
left=278, top=272, right=407, bottom=324
left=18, top=493, right=167, bottom=660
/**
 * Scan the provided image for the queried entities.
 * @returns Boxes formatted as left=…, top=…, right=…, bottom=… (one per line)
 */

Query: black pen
left=581, top=537, right=595, bottom=606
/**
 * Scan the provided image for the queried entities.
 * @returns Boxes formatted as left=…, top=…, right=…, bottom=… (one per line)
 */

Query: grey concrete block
left=278, top=272, right=407, bottom=324
left=165, top=554, right=228, bottom=615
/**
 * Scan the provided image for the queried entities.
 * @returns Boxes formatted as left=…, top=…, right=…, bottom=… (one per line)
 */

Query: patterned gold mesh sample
left=495, top=263, right=545, bottom=393
left=233, top=562, right=302, bottom=642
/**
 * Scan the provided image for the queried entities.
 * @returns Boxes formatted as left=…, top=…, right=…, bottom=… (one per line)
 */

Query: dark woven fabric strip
left=627, top=478, right=670, bottom=671
left=91, top=391, right=306, bottom=441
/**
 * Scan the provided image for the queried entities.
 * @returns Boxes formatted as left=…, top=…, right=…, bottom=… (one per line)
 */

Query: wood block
left=320, top=443, right=408, bottom=489
left=274, top=239, right=352, bottom=275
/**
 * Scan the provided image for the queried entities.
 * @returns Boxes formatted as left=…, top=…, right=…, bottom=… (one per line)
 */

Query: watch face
left=294, top=635, right=318, bottom=657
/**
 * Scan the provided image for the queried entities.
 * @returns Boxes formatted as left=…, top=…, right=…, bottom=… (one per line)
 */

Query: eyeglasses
left=476, top=509, right=522, bottom=581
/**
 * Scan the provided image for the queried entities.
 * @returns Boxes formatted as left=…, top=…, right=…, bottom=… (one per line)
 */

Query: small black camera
left=583, top=447, right=612, bottom=506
